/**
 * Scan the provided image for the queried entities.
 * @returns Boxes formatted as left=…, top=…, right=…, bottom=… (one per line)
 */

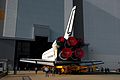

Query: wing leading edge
left=20, top=58, right=103, bottom=66
left=20, top=58, right=54, bottom=66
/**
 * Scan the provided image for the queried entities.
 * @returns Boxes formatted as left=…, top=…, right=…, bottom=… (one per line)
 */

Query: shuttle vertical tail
left=64, top=6, right=76, bottom=40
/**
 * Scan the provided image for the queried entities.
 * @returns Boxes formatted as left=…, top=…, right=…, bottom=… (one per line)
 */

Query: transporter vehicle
left=54, top=65, right=98, bottom=74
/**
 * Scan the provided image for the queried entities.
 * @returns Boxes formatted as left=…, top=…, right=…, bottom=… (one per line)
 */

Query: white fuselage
left=42, top=6, right=76, bottom=62
left=42, top=48, right=55, bottom=61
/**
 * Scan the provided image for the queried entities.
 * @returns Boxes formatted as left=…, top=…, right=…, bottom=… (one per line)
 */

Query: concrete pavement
left=0, top=71, right=120, bottom=80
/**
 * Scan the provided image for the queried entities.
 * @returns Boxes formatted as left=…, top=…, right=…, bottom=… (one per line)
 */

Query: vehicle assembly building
left=0, top=0, right=120, bottom=71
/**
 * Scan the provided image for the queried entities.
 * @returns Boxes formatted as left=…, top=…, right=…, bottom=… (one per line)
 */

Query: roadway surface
left=0, top=71, right=120, bottom=80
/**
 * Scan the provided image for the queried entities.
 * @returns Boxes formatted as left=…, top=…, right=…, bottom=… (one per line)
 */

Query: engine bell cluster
left=56, top=36, right=85, bottom=61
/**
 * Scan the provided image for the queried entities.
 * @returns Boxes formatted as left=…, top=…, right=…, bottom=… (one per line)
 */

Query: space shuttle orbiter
left=20, top=6, right=103, bottom=66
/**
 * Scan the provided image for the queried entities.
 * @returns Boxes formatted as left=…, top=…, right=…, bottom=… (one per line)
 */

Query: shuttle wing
left=20, top=58, right=103, bottom=66
left=20, top=58, right=54, bottom=66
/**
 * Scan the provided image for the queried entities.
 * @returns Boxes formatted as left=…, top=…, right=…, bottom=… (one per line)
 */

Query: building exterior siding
left=16, top=0, right=64, bottom=41
left=83, top=0, right=120, bottom=69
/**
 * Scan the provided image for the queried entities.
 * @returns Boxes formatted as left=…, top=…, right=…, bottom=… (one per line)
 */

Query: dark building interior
left=15, top=36, right=52, bottom=70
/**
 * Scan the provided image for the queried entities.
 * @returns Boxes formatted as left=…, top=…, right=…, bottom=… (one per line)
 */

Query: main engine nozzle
left=56, top=36, right=66, bottom=47
left=57, top=36, right=65, bottom=43
left=59, top=48, right=72, bottom=60
left=74, top=48, right=85, bottom=59
left=67, top=37, right=78, bottom=47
